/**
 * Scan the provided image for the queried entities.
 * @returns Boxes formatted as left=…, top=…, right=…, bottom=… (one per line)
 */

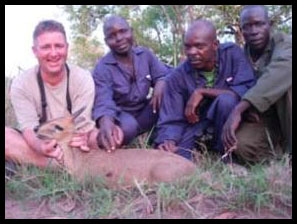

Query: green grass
left=5, top=151, right=292, bottom=219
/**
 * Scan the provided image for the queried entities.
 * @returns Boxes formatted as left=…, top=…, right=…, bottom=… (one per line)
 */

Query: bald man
left=92, top=15, right=169, bottom=152
left=155, top=19, right=256, bottom=160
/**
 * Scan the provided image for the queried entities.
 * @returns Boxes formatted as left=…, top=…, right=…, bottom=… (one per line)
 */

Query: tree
left=209, top=5, right=292, bottom=45
left=68, top=36, right=104, bottom=70
left=268, top=5, right=292, bottom=34
left=62, top=5, right=292, bottom=68
left=62, top=5, right=114, bottom=70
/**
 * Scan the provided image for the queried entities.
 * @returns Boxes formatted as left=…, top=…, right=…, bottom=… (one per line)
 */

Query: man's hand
left=158, top=140, right=178, bottom=153
left=244, top=108, right=260, bottom=123
left=185, top=89, right=204, bottom=123
left=36, top=139, right=63, bottom=162
left=98, top=117, right=124, bottom=152
left=222, top=109, right=242, bottom=151
left=112, top=125, right=124, bottom=148
left=222, top=100, right=252, bottom=151
left=23, top=128, right=63, bottom=162
left=150, top=80, right=165, bottom=113
left=69, top=132, right=90, bottom=152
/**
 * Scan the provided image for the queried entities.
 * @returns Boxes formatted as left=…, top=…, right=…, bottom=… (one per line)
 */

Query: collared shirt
left=202, top=69, right=216, bottom=88
left=242, top=32, right=292, bottom=113
left=155, top=43, right=256, bottom=144
left=92, top=46, right=169, bottom=121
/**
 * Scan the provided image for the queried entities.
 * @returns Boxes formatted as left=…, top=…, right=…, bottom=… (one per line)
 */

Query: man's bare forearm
left=233, top=100, right=252, bottom=114
left=198, top=88, right=236, bottom=98
left=22, top=128, right=41, bottom=153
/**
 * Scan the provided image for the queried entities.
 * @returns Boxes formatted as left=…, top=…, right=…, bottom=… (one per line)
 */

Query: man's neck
left=203, top=59, right=216, bottom=72
left=113, top=50, right=133, bottom=65
left=250, top=48, right=264, bottom=62
left=41, top=67, right=66, bottom=86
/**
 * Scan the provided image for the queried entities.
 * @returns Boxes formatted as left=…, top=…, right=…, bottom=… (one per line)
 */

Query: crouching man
left=155, top=19, right=255, bottom=160
left=5, top=20, right=106, bottom=168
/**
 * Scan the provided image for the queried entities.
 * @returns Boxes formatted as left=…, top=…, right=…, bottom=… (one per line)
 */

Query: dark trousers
left=176, top=93, right=239, bottom=160
left=118, top=103, right=158, bottom=145
left=234, top=120, right=283, bottom=163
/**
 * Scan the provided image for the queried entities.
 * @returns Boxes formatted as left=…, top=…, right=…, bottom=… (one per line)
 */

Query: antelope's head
left=34, top=107, right=86, bottom=143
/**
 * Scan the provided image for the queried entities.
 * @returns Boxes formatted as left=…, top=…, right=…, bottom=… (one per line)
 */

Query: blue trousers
left=176, top=93, right=239, bottom=160
left=117, top=102, right=158, bottom=144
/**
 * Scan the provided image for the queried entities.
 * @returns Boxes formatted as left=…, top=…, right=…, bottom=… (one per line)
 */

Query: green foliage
left=63, top=5, right=114, bottom=70
left=5, top=77, right=17, bottom=128
left=68, top=36, right=104, bottom=70
left=268, top=5, right=292, bottom=34
left=62, top=5, right=292, bottom=68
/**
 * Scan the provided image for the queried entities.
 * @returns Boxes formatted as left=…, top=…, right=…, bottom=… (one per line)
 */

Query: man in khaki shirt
left=222, top=5, right=292, bottom=163
left=5, top=20, right=109, bottom=168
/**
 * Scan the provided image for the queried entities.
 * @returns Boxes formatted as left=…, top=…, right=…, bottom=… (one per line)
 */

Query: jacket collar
left=104, top=46, right=144, bottom=64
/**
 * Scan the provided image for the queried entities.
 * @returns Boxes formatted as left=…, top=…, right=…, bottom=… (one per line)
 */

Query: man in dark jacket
left=92, top=16, right=169, bottom=152
left=155, top=19, right=255, bottom=160
left=222, top=5, right=292, bottom=163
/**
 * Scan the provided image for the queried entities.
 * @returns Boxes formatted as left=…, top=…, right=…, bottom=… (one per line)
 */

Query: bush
left=5, top=77, right=18, bottom=128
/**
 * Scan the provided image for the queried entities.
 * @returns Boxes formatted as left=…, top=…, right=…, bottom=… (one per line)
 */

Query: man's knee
left=5, top=127, right=23, bottom=159
left=233, top=122, right=274, bottom=163
left=5, top=127, right=22, bottom=148
left=215, top=93, right=238, bottom=112
left=118, top=113, right=140, bottom=144
left=5, top=126, right=53, bottom=167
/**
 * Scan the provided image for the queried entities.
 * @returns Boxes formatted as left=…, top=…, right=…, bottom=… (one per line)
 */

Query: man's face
left=104, top=21, right=133, bottom=55
left=33, top=31, right=68, bottom=76
left=184, top=29, right=218, bottom=70
left=240, top=8, right=270, bottom=51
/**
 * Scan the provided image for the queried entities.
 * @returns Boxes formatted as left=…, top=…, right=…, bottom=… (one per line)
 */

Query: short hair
left=33, top=20, right=67, bottom=42
left=103, top=15, right=130, bottom=36
left=187, top=19, right=217, bottom=41
left=240, top=5, right=269, bottom=21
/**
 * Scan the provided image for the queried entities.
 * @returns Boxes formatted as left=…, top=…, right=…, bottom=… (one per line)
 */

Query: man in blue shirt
left=155, top=19, right=255, bottom=160
left=92, top=16, right=169, bottom=152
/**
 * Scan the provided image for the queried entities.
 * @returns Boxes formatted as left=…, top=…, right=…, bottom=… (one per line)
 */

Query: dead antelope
left=35, top=108, right=196, bottom=188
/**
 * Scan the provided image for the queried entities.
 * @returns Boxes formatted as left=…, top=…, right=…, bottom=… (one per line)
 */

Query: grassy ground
left=5, top=149, right=292, bottom=219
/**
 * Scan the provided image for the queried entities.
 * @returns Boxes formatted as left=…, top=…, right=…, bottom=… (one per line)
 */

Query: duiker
left=35, top=107, right=196, bottom=188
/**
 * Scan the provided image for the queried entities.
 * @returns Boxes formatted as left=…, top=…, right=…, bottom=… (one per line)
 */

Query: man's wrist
left=87, top=129, right=100, bottom=150
left=99, top=116, right=114, bottom=126
left=23, top=128, right=43, bottom=154
left=195, top=88, right=204, bottom=95
left=234, top=100, right=251, bottom=114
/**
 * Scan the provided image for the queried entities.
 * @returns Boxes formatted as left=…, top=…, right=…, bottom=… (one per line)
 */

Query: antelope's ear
left=72, top=106, right=87, bottom=120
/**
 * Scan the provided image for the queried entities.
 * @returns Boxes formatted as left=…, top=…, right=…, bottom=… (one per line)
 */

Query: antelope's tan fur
left=36, top=108, right=196, bottom=188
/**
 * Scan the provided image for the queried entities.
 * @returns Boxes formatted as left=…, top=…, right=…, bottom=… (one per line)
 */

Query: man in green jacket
left=222, top=5, right=292, bottom=163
